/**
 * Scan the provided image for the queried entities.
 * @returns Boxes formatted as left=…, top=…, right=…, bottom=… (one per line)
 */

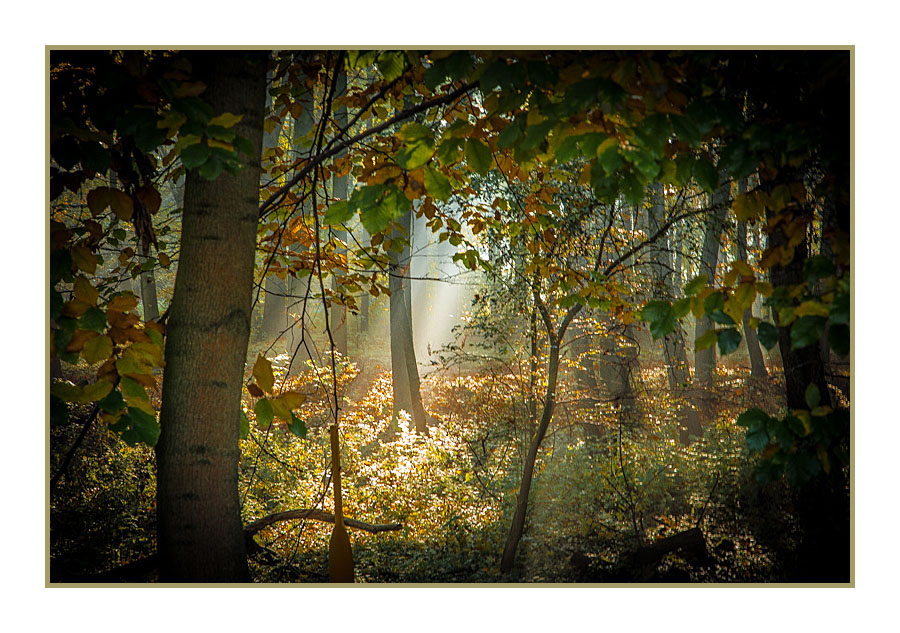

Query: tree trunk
left=260, top=79, right=288, bottom=340
left=646, top=186, right=697, bottom=443
left=156, top=51, right=266, bottom=582
left=330, top=69, right=348, bottom=358
left=735, top=181, right=767, bottom=379
left=389, top=210, right=426, bottom=433
left=694, top=181, right=730, bottom=384
left=501, top=326, right=563, bottom=575
left=135, top=242, right=160, bottom=322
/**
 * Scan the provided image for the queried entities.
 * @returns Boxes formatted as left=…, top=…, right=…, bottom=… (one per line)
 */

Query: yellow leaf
left=71, top=245, right=97, bottom=274
left=73, top=276, right=99, bottom=306
left=62, top=298, right=92, bottom=318
left=158, top=252, right=171, bottom=268
left=66, top=329, right=99, bottom=353
left=82, top=335, right=113, bottom=365
left=109, top=189, right=134, bottom=221
left=269, top=396, right=293, bottom=421
left=207, top=139, right=235, bottom=152
left=107, top=294, right=139, bottom=313
left=733, top=283, right=757, bottom=312
left=794, top=300, right=831, bottom=318
left=273, top=391, right=306, bottom=410
left=80, top=379, right=114, bottom=403
left=209, top=112, right=243, bottom=128
left=755, top=281, right=774, bottom=297
left=723, top=268, right=739, bottom=287
left=731, top=260, right=754, bottom=278
left=253, top=354, right=276, bottom=394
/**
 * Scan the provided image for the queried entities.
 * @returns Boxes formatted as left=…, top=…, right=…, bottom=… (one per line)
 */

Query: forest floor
left=49, top=353, right=846, bottom=583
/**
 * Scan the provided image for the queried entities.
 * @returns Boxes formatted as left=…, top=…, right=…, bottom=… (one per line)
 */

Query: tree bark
left=330, top=69, right=349, bottom=357
left=155, top=51, right=266, bottom=583
left=260, top=78, right=288, bottom=340
left=735, top=182, right=767, bottom=379
left=389, top=210, right=427, bottom=433
left=694, top=181, right=730, bottom=384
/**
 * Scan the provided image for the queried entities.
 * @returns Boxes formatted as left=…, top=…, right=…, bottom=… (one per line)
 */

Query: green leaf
left=746, top=427, right=770, bottom=453
left=288, top=412, right=307, bottom=438
left=110, top=407, right=160, bottom=446
left=424, top=166, right=452, bottom=202
left=197, top=156, right=224, bottom=181
left=790, top=315, right=827, bottom=350
left=803, top=255, right=835, bottom=284
left=240, top=409, right=250, bottom=440
left=683, top=274, right=707, bottom=296
left=829, top=292, right=850, bottom=325
left=707, top=310, right=735, bottom=326
left=827, top=323, right=849, bottom=358
left=672, top=297, right=692, bottom=319
left=757, top=321, right=780, bottom=350
left=785, top=451, right=821, bottom=487
left=465, top=138, right=493, bottom=175
left=693, top=158, right=718, bottom=193
left=805, top=383, right=821, bottom=409
left=323, top=201, right=353, bottom=226
left=98, top=388, right=127, bottom=414
left=736, top=407, right=769, bottom=430
left=78, top=306, right=107, bottom=333
left=639, top=300, right=671, bottom=324
left=254, top=398, right=274, bottom=429
left=703, top=291, right=725, bottom=314
left=695, top=329, right=718, bottom=352
left=180, top=141, right=211, bottom=169
left=716, top=328, right=742, bottom=355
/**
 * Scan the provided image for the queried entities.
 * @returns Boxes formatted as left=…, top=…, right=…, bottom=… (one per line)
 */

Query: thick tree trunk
left=156, top=51, right=266, bottom=583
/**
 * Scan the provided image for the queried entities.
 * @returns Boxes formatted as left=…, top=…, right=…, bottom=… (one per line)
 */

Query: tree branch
left=258, top=82, right=477, bottom=219
left=244, top=508, right=402, bottom=535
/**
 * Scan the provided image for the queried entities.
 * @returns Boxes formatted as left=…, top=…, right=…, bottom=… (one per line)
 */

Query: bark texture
left=156, top=51, right=266, bottom=582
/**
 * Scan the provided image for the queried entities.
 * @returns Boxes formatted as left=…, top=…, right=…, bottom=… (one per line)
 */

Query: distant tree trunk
left=330, top=69, right=348, bottom=357
left=389, top=210, right=426, bottom=433
left=136, top=242, right=160, bottom=322
left=156, top=51, right=266, bottom=582
left=647, top=184, right=698, bottom=443
left=694, top=181, right=730, bottom=384
left=260, top=78, right=288, bottom=340
left=735, top=182, right=767, bottom=379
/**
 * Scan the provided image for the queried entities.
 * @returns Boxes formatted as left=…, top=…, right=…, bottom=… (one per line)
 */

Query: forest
left=48, top=48, right=851, bottom=584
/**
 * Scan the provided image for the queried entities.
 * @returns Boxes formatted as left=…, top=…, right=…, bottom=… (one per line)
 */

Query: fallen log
left=632, top=527, right=712, bottom=580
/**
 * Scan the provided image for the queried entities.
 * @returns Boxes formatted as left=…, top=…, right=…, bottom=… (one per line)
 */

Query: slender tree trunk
left=646, top=184, right=698, bottom=442
left=330, top=69, right=348, bottom=357
left=694, top=181, right=730, bottom=383
left=260, top=79, right=288, bottom=340
left=136, top=242, right=160, bottom=322
left=501, top=326, right=563, bottom=575
left=389, top=210, right=426, bottom=432
left=156, top=51, right=266, bottom=582
left=735, top=182, right=767, bottom=379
